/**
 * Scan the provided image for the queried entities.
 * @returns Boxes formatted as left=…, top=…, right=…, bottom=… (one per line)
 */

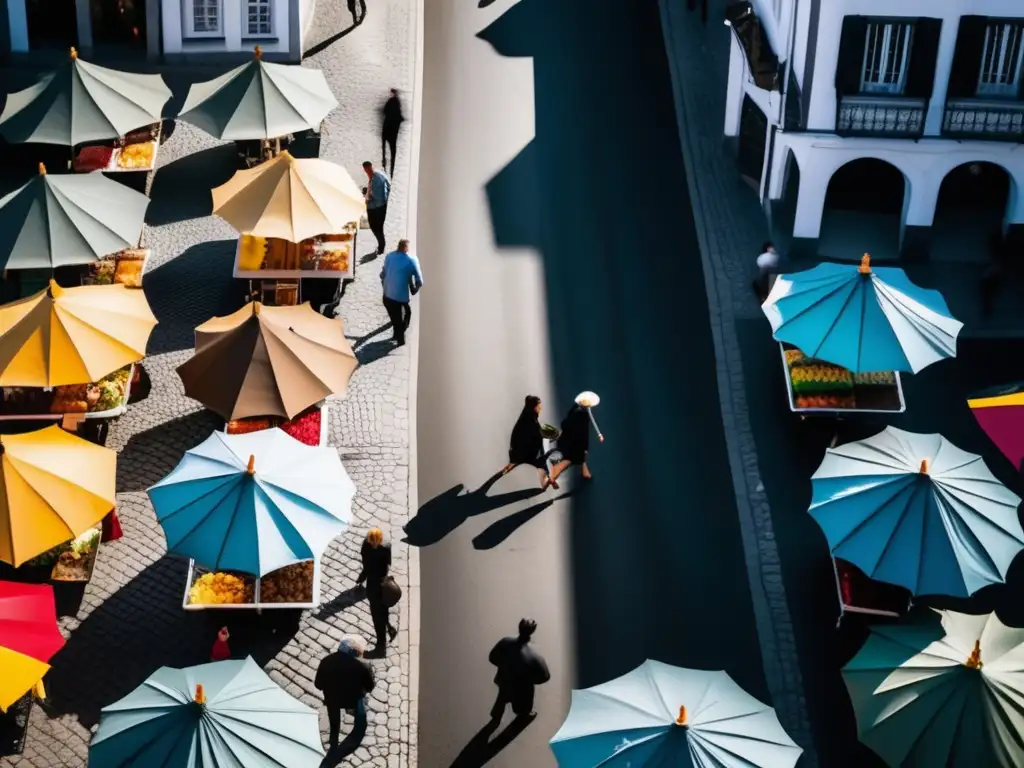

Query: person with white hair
left=314, top=635, right=376, bottom=750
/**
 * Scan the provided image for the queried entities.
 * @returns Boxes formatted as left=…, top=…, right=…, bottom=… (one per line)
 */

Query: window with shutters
left=246, top=0, right=273, bottom=37
left=977, top=22, right=1024, bottom=97
left=185, top=0, right=221, bottom=36
left=860, top=22, right=914, bottom=95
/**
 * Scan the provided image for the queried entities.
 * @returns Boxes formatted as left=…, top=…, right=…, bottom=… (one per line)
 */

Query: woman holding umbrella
left=549, top=392, right=605, bottom=485
left=502, top=395, right=554, bottom=489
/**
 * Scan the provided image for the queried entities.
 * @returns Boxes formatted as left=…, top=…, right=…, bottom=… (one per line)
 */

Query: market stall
left=232, top=230, right=356, bottom=305
left=23, top=527, right=103, bottom=586
left=780, top=344, right=905, bottom=416
left=73, top=124, right=161, bottom=175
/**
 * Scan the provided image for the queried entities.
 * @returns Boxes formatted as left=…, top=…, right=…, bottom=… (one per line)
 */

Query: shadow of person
left=449, top=715, right=536, bottom=768
left=472, top=488, right=577, bottom=550
left=319, top=713, right=368, bottom=768
left=403, top=473, right=544, bottom=547
left=314, top=585, right=365, bottom=621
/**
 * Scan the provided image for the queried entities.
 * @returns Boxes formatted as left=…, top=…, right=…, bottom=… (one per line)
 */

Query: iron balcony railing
left=836, top=95, right=927, bottom=138
left=943, top=99, right=1024, bottom=141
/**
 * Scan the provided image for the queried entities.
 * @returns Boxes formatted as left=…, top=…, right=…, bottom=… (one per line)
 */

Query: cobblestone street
left=2, top=0, right=420, bottom=765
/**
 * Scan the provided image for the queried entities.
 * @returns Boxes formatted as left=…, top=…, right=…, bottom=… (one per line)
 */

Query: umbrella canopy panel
left=0, top=165, right=149, bottom=270
left=178, top=53, right=338, bottom=140
left=211, top=151, right=365, bottom=243
left=89, top=657, right=325, bottom=767
left=810, top=426, right=1024, bottom=598
left=0, top=50, right=171, bottom=146
left=0, top=425, right=116, bottom=567
left=843, top=610, right=1024, bottom=768
left=0, top=581, right=65, bottom=711
left=0, top=281, right=156, bottom=387
left=179, top=302, right=358, bottom=421
left=968, top=383, right=1024, bottom=471
left=762, top=256, right=962, bottom=373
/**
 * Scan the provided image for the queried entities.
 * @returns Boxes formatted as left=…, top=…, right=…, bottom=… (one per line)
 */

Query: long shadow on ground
left=146, top=144, right=238, bottom=226
left=115, top=410, right=223, bottom=493
left=479, top=0, right=769, bottom=701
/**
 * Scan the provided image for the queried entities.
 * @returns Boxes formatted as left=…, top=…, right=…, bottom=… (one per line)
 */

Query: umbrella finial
left=47, top=280, right=64, bottom=299
left=858, top=254, right=872, bottom=275
left=919, top=459, right=928, bottom=474
left=254, top=45, right=262, bottom=59
left=965, top=639, right=983, bottom=670
left=675, top=705, right=687, bottom=726
left=69, top=46, right=78, bottom=60
left=194, top=684, right=206, bottom=705
left=247, top=455, right=256, bottom=474
left=37, top=162, right=46, bottom=176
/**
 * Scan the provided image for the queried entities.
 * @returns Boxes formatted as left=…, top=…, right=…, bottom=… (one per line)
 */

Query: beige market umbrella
left=211, top=151, right=365, bottom=243
left=177, top=302, right=358, bottom=420
left=0, top=281, right=157, bottom=387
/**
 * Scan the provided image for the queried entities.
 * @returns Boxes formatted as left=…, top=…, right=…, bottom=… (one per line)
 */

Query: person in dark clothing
left=363, top=161, right=391, bottom=256
left=314, top=636, right=376, bottom=750
left=356, top=528, right=398, bottom=652
left=501, top=395, right=554, bottom=489
left=548, top=403, right=604, bottom=484
left=381, top=89, right=404, bottom=178
left=489, top=618, right=550, bottom=721
left=346, top=0, right=365, bottom=25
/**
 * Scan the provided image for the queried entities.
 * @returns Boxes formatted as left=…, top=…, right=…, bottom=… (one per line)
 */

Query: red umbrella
left=0, top=581, right=65, bottom=710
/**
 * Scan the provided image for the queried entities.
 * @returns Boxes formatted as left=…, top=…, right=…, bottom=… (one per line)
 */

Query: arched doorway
left=820, top=159, right=906, bottom=262
left=931, top=163, right=1012, bottom=264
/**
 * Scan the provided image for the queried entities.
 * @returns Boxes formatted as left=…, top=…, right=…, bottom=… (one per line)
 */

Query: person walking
left=752, top=241, right=779, bottom=301
left=363, top=161, right=391, bottom=257
left=314, top=635, right=376, bottom=751
left=380, top=239, right=424, bottom=346
left=356, top=528, right=399, bottom=653
left=488, top=618, right=550, bottom=722
left=381, top=89, right=404, bottom=178
left=548, top=402, right=604, bottom=484
left=502, top=395, right=555, bottom=489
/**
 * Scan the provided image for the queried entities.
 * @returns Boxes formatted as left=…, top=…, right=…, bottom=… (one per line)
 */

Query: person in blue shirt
left=380, top=239, right=424, bottom=346
left=363, top=161, right=391, bottom=256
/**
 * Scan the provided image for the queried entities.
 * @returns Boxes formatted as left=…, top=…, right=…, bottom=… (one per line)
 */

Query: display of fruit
left=188, top=572, right=254, bottom=605
left=784, top=349, right=806, bottom=367
left=795, top=394, right=856, bottom=410
left=114, top=258, right=143, bottom=288
left=117, top=141, right=154, bottom=169
left=88, top=260, right=117, bottom=285
left=280, top=408, right=322, bottom=446
left=227, top=417, right=275, bottom=434
left=853, top=371, right=896, bottom=386
left=259, top=561, right=314, bottom=604
left=74, top=145, right=113, bottom=172
left=789, top=363, right=853, bottom=394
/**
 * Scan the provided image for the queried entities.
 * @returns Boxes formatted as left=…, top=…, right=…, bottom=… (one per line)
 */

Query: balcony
left=943, top=99, right=1024, bottom=141
left=836, top=96, right=926, bottom=138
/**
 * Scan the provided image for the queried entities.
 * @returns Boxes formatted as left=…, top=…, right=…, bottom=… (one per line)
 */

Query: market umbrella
left=178, top=46, right=338, bottom=140
left=89, top=656, right=325, bottom=767
left=211, top=151, right=365, bottom=243
left=0, top=47, right=170, bottom=146
left=762, top=254, right=962, bottom=373
left=843, top=609, right=1024, bottom=767
left=148, top=428, right=354, bottom=575
left=0, top=424, right=116, bottom=567
left=549, top=660, right=802, bottom=767
left=0, top=582, right=65, bottom=711
left=809, top=426, right=1024, bottom=598
left=177, top=301, right=358, bottom=421
left=0, top=163, right=149, bottom=270
left=968, top=382, right=1024, bottom=471
left=0, top=281, right=157, bottom=387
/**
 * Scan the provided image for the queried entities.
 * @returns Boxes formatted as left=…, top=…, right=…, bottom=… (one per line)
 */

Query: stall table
left=233, top=230, right=356, bottom=308
left=73, top=124, right=161, bottom=175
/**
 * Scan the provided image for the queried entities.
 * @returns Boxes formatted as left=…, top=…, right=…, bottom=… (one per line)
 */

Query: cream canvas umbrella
left=211, top=151, right=365, bottom=243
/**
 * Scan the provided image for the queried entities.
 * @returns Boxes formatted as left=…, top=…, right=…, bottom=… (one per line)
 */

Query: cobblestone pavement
left=4, top=0, right=420, bottom=765
left=658, top=1, right=817, bottom=765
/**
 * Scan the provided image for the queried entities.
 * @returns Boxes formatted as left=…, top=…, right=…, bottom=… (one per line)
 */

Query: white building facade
left=724, top=0, right=1024, bottom=262
left=161, top=0, right=309, bottom=62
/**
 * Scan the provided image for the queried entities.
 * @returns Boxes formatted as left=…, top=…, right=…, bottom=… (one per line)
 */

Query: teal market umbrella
left=810, top=426, right=1024, bottom=598
left=549, top=660, right=802, bottom=767
left=0, top=48, right=170, bottom=146
left=0, top=163, right=149, bottom=269
left=843, top=610, right=1024, bottom=768
left=89, top=656, right=326, bottom=767
left=178, top=47, right=338, bottom=140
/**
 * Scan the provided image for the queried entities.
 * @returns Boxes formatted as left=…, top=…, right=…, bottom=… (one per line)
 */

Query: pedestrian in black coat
left=548, top=403, right=604, bottom=484
left=314, top=636, right=375, bottom=750
left=357, top=528, right=398, bottom=653
left=489, top=618, right=550, bottom=721
left=501, top=395, right=554, bottom=489
left=381, top=89, right=404, bottom=178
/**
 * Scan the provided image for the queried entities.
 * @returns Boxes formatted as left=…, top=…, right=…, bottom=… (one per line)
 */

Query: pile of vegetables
left=50, top=366, right=130, bottom=414
left=188, top=572, right=254, bottom=605
left=259, top=561, right=314, bottom=603
left=26, top=529, right=99, bottom=569
left=227, top=407, right=322, bottom=446
left=51, top=529, right=101, bottom=581
left=853, top=371, right=897, bottom=386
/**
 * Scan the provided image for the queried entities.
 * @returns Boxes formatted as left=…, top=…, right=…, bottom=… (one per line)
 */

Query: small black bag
left=381, top=575, right=402, bottom=607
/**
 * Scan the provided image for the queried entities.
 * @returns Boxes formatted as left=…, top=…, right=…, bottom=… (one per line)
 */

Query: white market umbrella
left=550, top=660, right=802, bottom=767
left=843, top=610, right=1024, bottom=768
left=810, top=426, right=1024, bottom=598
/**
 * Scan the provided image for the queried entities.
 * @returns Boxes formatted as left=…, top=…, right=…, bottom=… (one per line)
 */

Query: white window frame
left=978, top=21, right=1024, bottom=98
left=860, top=21, right=914, bottom=95
left=244, top=0, right=274, bottom=38
left=184, top=0, right=222, bottom=38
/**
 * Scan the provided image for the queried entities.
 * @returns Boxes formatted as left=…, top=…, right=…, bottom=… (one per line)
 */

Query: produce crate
left=0, top=364, right=136, bottom=422
left=780, top=344, right=905, bottom=415
left=45, top=526, right=102, bottom=584
left=182, top=559, right=322, bottom=612
left=223, top=403, right=329, bottom=447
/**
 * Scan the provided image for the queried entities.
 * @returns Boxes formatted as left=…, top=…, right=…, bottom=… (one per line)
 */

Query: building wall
left=299, top=0, right=314, bottom=47
left=5, top=0, right=28, bottom=52
left=161, top=0, right=295, bottom=61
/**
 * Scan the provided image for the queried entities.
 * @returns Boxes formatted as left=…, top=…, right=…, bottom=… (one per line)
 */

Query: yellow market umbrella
left=0, top=280, right=157, bottom=386
left=211, top=151, right=365, bottom=242
left=0, top=425, right=116, bottom=567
